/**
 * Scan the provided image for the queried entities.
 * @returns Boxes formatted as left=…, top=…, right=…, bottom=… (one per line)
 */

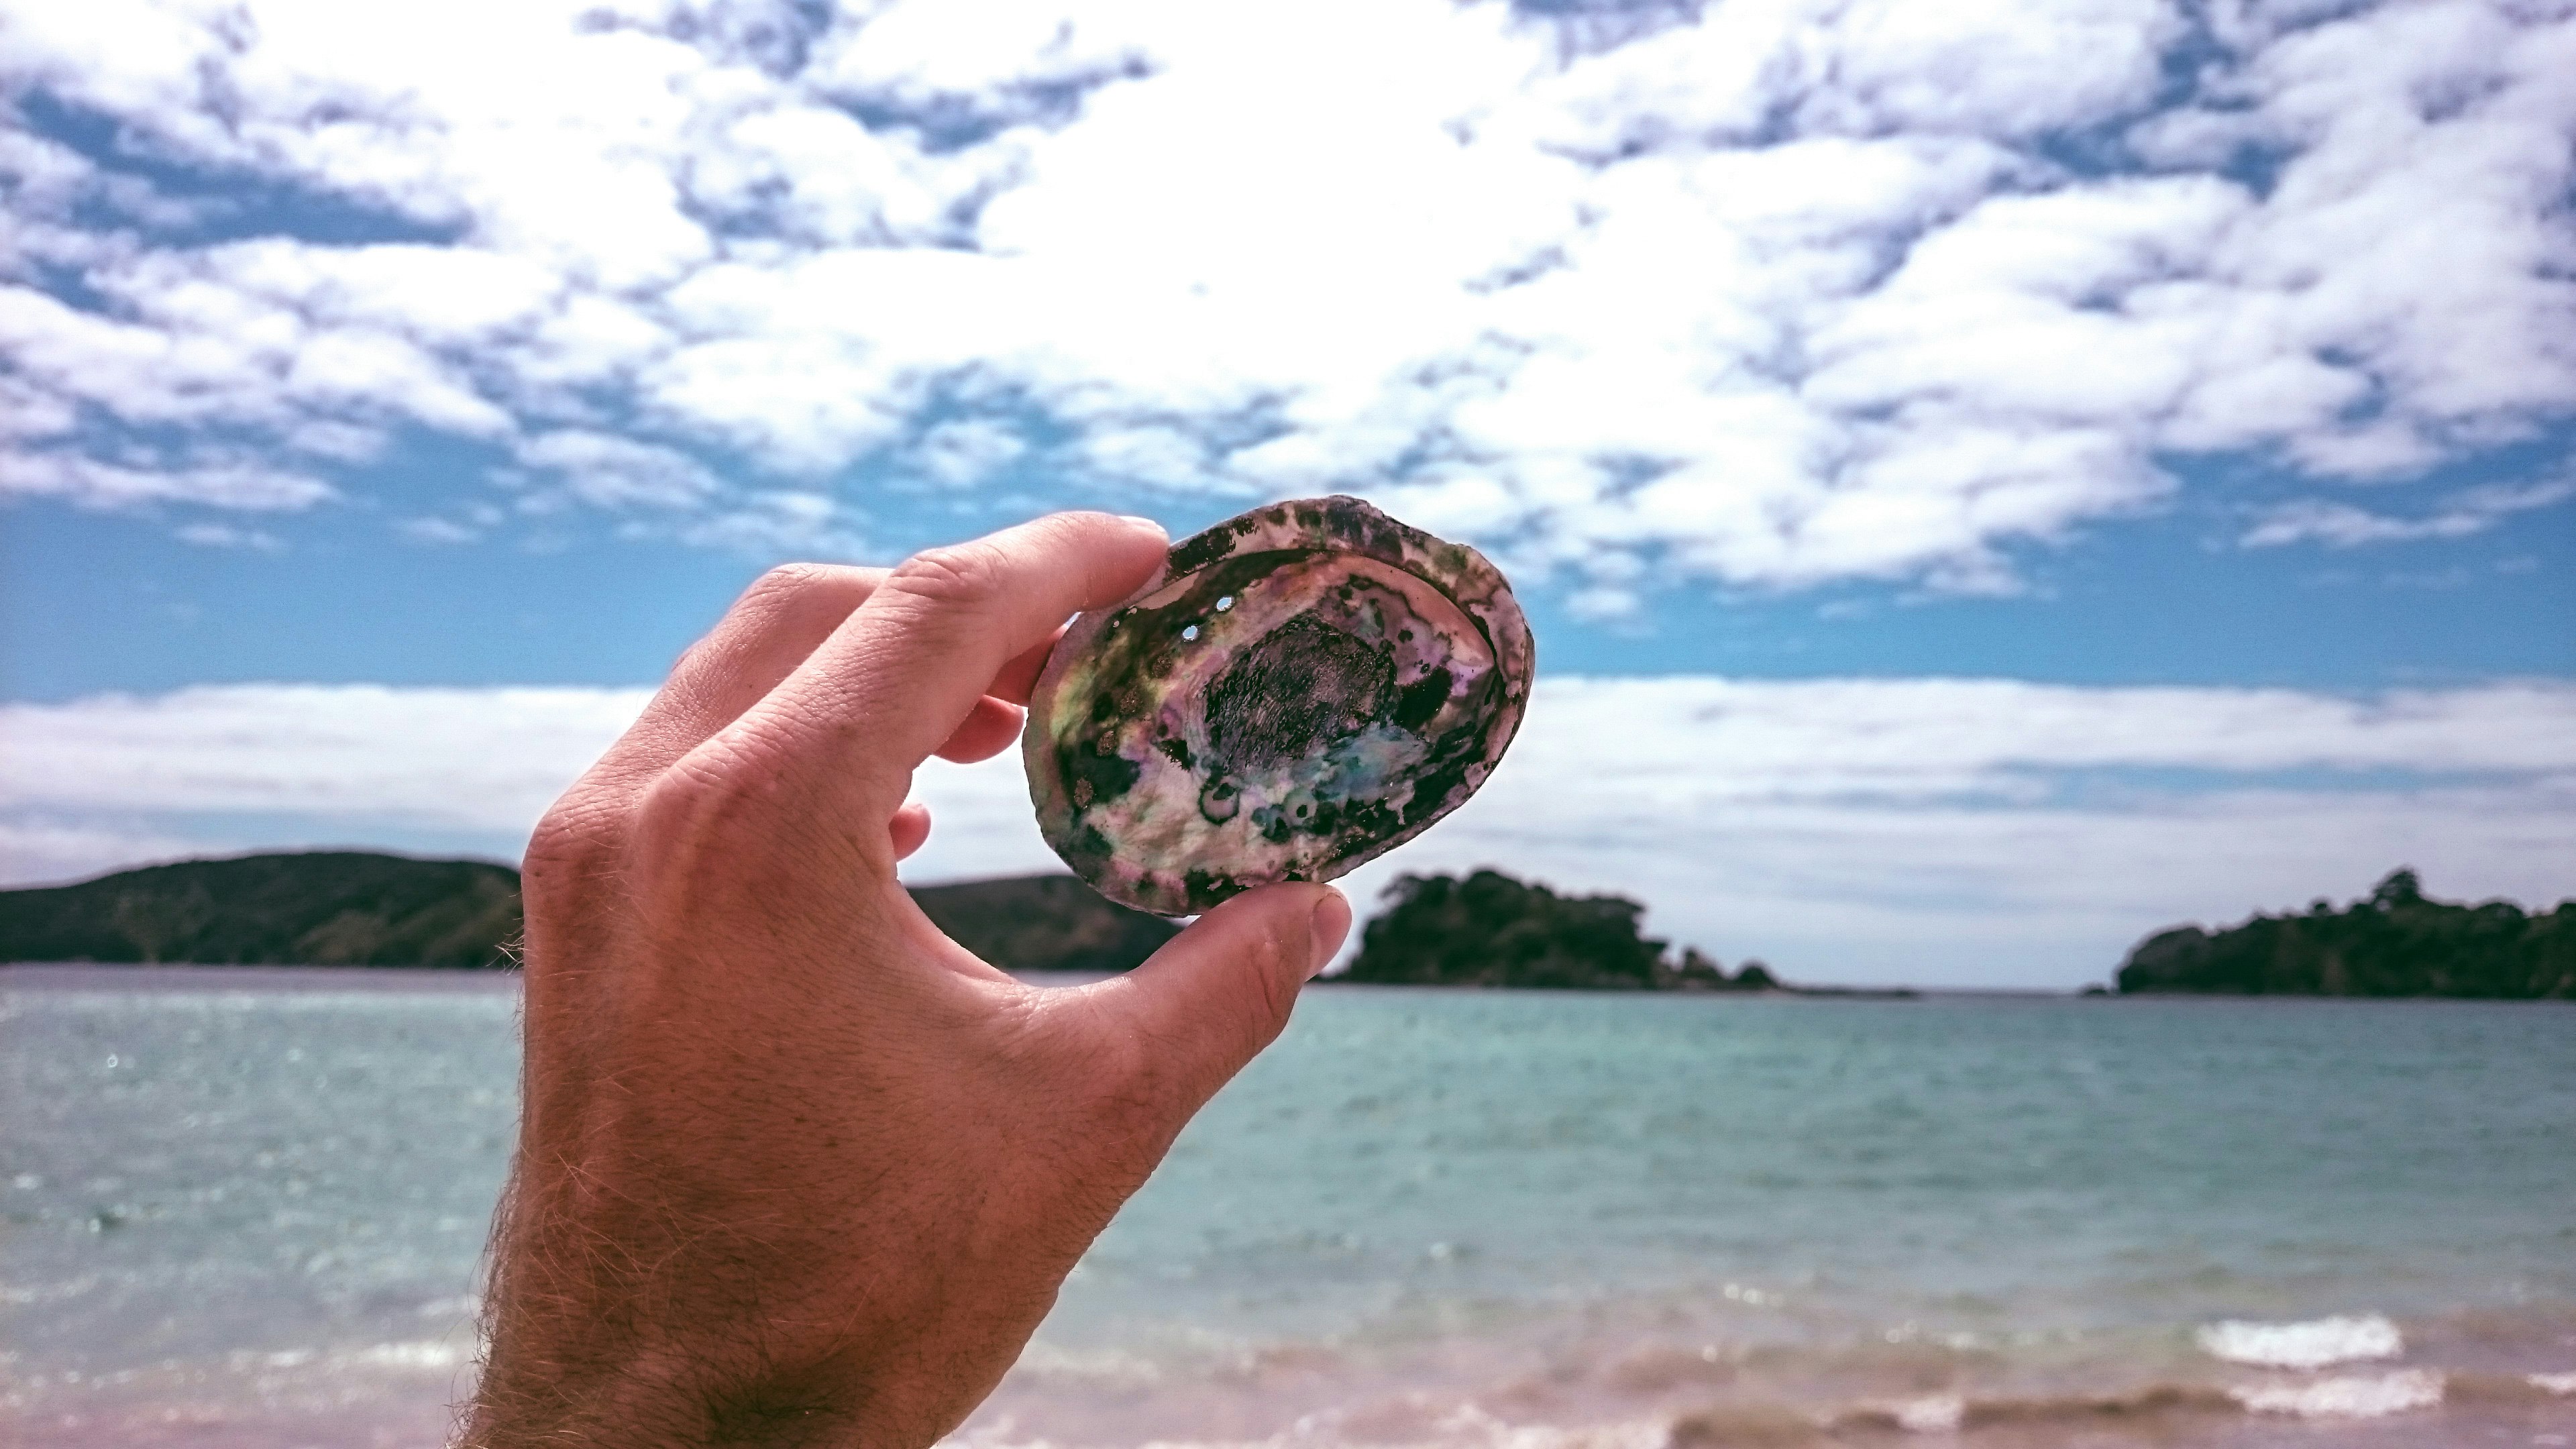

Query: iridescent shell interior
left=1024, top=496, right=1535, bottom=916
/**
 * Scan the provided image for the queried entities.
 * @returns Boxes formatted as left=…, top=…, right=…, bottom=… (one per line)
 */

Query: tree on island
left=1338, top=869, right=1776, bottom=991
left=2116, top=868, right=2575, bottom=998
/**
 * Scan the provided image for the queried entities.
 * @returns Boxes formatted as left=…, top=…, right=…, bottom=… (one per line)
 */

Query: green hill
left=0, top=853, right=1177, bottom=974
left=910, top=873, right=1177, bottom=974
left=0, top=853, right=525, bottom=967
left=1339, top=869, right=1788, bottom=991
left=2116, top=869, right=2576, bottom=998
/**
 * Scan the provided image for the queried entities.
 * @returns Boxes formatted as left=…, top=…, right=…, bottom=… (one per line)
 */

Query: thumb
left=1093, top=883, right=1352, bottom=1109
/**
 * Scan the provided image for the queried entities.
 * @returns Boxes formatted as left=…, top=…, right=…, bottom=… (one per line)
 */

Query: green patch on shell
left=1022, top=495, right=1536, bottom=916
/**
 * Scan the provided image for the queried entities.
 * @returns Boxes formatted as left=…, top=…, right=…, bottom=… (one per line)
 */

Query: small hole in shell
left=1182, top=625, right=1200, bottom=641
left=1216, top=595, right=1235, bottom=611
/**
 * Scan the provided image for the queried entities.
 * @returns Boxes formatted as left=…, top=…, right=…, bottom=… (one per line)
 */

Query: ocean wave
left=952, top=1309, right=2572, bottom=1448
left=2195, top=1312, right=2404, bottom=1368
left=343, top=1340, right=471, bottom=1371
left=1890, top=1394, right=1962, bottom=1434
left=843, top=1362, right=2555, bottom=1449
left=2230, top=1369, right=2445, bottom=1419
left=1804, top=1381, right=2239, bottom=1438
left=1702, top=1371, right=2494, bottom=1443
left=1006, top=1342, right=1173, bottom=1390
left=948, top=1409, right=1669, bottom=1449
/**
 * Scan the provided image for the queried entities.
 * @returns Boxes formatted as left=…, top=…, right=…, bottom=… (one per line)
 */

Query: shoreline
left=9, top=963, right=2574, bottom=1007
left=0, top=962, right=526, bottom=991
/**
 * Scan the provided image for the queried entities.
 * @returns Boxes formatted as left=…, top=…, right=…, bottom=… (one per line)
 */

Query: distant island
left=1337, top=869, right=1861, bottom=993
left=0, top=853, right=526, bottom=968
left=910, top=873, right=1177, bottom=974
left=2116, top=869, right=2575, bottom=998
left=34, top=855, right=2554, bottom=1000
left=0, top=851, right=1177, bottom=975
left=3, top=855, right=1844, bottom=994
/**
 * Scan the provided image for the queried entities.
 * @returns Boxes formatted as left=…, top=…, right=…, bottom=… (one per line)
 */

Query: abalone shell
left=1024, top=496, right=1535, bottom=916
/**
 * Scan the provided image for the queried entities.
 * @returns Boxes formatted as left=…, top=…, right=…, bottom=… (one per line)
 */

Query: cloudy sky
left=3, top=0, right=2571, bottom=985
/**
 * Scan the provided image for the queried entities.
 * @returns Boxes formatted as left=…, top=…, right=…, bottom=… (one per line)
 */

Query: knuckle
left=519, top=794, right=631, bottom=919
left=625, top=733, right=859, bottom=891
left=885, top=542, right=1001, bottom=610
left=525, top=793, right=623, bottom=873
left=631, top=746, right=766, bottom=854
left=746, top=560, right=833, bottom=602
left=735, top=562, right=853, bottom=636
left=625, top=767, right=756, bottom=906
left=665, top=631, right=728, bottom=686
left=738, top=562, right=879, bottom=635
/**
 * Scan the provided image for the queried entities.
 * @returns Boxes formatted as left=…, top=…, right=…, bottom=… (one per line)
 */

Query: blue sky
left=9, top=432, right=2572, bottom=700
left=3, top=0, right=2572, bottom=983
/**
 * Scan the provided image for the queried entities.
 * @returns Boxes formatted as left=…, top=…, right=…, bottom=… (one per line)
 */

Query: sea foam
left=345, top=1340, right=470, bottom=1370
left=2196, top=1313, right=2403, bottom=1369
left=1891, top=1394, right=1964, bottom=1433
left=2231, top=1370, right=2444, bottom=1419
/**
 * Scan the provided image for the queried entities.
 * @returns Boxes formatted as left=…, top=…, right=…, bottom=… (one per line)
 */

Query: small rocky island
left=1339, top=869, right=1792, bottom=991
left=0, top=851, right=1176, bottom=973
left=2116, top=869, right=2574, bottom=998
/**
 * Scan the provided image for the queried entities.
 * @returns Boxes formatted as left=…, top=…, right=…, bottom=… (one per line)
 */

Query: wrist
left=462, top=1191, right=885, bottom=1449
left=466, top=1320, right=878, bottom=1449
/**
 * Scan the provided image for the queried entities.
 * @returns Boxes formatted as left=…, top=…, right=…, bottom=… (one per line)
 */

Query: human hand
left=462, top=513, right=1352, bottom=1449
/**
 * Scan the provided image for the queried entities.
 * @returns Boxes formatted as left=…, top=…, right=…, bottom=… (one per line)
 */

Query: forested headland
left=2116, top=869, right=2574, bottom=998
left=1337, top=869, right=1796, bottom=992
left=0, top=852, right=1176, bottom=973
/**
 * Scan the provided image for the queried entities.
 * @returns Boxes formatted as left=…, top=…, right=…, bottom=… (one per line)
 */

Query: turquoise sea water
left=4, top=968, right=2573, bottom=1448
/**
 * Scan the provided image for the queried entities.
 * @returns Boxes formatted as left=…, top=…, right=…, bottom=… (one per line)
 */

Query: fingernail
left=1307, top=888, right=1352, bottom=978
left=1118, top=513, right=1167, bottom=539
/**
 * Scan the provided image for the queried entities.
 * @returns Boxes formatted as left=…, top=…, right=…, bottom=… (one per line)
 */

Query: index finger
left=726, top=511, right=1169, bottom=816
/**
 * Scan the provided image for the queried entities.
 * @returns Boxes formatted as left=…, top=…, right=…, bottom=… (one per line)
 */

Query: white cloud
left=174, top=521, right=286, bottom=550
left=669, top=486, right=872, bottom=557
left=5, top=677, right=2568, bottom=987
left=0, top=449, right=336, bottom=511
left=514, top=429, right=722, bottom=511
left=912, top=417, right=1028, bottom=486
left=2242, top=477, right=2576, bottom=548
left=1, top=0, right=2571, bottom=586
left=397, top=514, right=482, bottom=544
left=0, top=685, right=651, bottom=832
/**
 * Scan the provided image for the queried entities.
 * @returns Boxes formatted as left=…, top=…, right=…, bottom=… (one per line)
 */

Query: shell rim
left=1021, top=494, right=1535, bottom=916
